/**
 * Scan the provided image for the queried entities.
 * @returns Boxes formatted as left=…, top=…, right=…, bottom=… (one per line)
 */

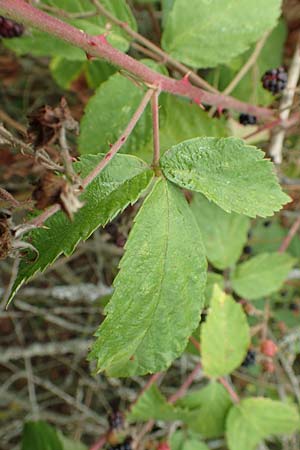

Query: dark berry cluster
left=108, top=411, right=124, bottom=430
left=261, top=67, right=288, bottom=94
left=107, top=438, right=132, bottom=450
left=239, top=113, right=257, bottom=126
left=241, top=350, right=256, bottom=368
left=0, top=16, right=24, bottom=38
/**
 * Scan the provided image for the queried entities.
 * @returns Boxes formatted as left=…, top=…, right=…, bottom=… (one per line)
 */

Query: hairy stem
left=91, top=0, right=218, bottom=93
left=0, top=0, right=273, bottom=118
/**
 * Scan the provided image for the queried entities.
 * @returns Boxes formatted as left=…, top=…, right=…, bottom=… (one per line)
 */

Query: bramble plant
left=0, top=1, right=300, bottom=449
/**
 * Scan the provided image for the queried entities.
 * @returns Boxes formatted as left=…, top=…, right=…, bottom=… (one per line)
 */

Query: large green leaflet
left=4, top=0, right=136, bottom=57
left=226, top=398, right=300, bottom=450
left=201, top=286, right=250, bottom=377
left=230, top=252, right=295, bottom=300
left=160, top=137, right=290, bottom=217
left=191, top=193, right=250, bottom=269
left=7, top=154, right=153, bottom=303
left=162, top=0, right=281, bottom=68
left=159, top=95, right=228, bottom=153
left=176, top=382, right=232, bottom=438
left=90, top=179, right=207, bottom=376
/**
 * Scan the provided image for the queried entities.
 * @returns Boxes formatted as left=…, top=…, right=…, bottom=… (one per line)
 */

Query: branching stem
left=0, top=0, right=273, bottom=118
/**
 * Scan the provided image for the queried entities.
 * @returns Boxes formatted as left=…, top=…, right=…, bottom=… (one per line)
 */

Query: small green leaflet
left=90, top=179, right=207, bottom=376
left=191, top=193, right=250, bottom=269
left=7, top=154, right=153, bottom=303
left=176, top=382, right=232, bottom=438
left=226, top=398, right=300, bottom=450
left=127, top=385, right=191, bottom=423
left=170, top=431, right=209, bottom=450
left=201, top=286, right=250, bottom=377
left=230, top=252, right=295, bottom=300
left=162, top=0, right=281, bottom=68
left=160, top=137, right=290, bottom=217
left=21, top=421, right=87, bottom=450
left=22, top=421, right=63, bottom=450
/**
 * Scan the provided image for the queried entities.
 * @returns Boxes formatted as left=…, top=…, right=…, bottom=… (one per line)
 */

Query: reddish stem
left=189, top=336, right=200, bottom=352
left=168, top=362, right=202, bottom=403
left=278, top=216, right=300, bottom=253
left=218, top=377, right=240, bottom=403
left=28, top=89, right=153, bottom=228
left=189, top=336, right=240, bottom=403
left=82, top=88, right=154, bottom=188
left=151, top=89, right=161, bottom=168
left=134, top=372, right=162, bottom=405
left=89, top=435, right=106, bottom=450
left=244, top=112, right=300, bottom=141
left=29, top=204, right=60, bottom=227
left=0, top=0, right=273, bottom=118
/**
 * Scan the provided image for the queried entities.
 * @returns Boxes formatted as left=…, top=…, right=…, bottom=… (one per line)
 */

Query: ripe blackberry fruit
left=239, top=113, right=257, bottom=126
left=0, top=16, right=24, bottom=38
left=261, top=67, right=288, bottom=94
left=241, top=350, right=256, bottom=368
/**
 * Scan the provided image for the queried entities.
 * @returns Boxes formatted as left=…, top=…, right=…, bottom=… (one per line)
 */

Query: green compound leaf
left=7, top=154, right=153, bottom=303
left=226, top=398, right=300, bottom=450
left=90, top=179, right=207, bottom=376
left=176, top=382, right=232, bottom=438
left=201, top=286, right=250, bottom=377
left=5, top=0, right=136, bottom=58
left=230, top=252, right=295, bottom=300
left=127, top=385, right=190, bottom=423
left=162, top=0, right=281, bottom=68
left=22, top=421, right=63, bottom=450
left=160, top=137, right=290, bottom=218
left=191, top=193, right=250, bottom=270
